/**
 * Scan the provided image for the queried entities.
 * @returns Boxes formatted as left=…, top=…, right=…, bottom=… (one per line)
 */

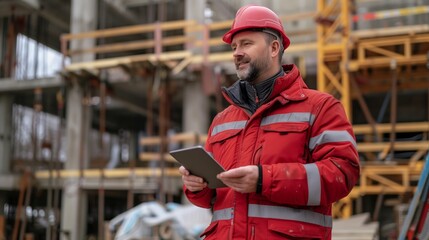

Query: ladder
left=398, top=153, right=429, bottom=240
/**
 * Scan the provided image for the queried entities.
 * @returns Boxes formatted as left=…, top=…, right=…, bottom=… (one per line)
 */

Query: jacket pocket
left=208, top=128, right=242, bottom=144
left=260, top=123, right=310, bottom=164
left=208, top=129, right=242, bottom=169
left=267, top=220, right=326, bottom=239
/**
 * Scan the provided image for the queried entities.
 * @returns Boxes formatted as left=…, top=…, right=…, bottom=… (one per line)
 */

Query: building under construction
left=0, top=0, right=429, bottom=239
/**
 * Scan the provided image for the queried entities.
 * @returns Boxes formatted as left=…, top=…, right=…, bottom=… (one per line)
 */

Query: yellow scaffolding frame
left=317, top=0, right=352, bottom=119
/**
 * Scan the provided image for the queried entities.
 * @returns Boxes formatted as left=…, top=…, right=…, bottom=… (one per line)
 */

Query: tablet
left=170, top=146, right=226, bottom=188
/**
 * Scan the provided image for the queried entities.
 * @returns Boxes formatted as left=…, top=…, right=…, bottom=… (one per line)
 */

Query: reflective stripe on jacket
left=184, top=64, right=360, bottom=240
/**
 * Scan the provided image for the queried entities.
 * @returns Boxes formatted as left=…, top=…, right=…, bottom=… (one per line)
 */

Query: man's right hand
left=179, top=166, right=207, bottom=192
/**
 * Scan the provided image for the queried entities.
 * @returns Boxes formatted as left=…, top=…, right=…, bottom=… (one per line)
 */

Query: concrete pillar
left=183, top=0, right=210, bottom=134
left=0, top=18, right=13, bottom=237
left=0, top=95, right=12, bottom=174
left=0, top=95, right=12, bottom=220
left=0, top=18, right=4, bottom=78
left=181, top=0, right=210, bottom=205
left=61, top=0, right=97, bottom=239
left=183, top=80, right=210, bottom=134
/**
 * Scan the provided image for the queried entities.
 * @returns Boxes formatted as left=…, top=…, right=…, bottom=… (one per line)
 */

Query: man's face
left=231, top=31, right=271, bottom=83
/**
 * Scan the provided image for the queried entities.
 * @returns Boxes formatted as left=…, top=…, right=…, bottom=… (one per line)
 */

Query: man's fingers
left=218, top=167, right=246, bottom=178
left=178, top=166, right=189, bottom=175
left=183, top=174, right=204, bottom=184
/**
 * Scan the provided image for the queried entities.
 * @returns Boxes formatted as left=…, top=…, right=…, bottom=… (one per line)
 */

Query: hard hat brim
left=222, top=27, right=291, bottom=50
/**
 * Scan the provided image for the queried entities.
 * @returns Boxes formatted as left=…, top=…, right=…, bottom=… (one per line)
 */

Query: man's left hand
left=217, top=165, right=259, bottom=193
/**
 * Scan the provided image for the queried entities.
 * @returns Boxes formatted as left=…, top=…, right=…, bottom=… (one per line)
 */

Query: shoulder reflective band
left=304, top=163, right=321, bottom=206
left=309, top=130, right=357, bottom=151
left=261, top=112, right=315, bottom=126
left=211, top=120, right=247, bottom=136
left=212, top=204, right=332, bottom=228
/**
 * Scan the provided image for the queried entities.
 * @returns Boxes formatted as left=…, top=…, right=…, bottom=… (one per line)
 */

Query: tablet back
left=170, top=146, right=226, bottom=188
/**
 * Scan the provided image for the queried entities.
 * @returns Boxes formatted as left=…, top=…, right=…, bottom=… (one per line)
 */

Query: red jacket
left=184, top=65, right=360, bottom=240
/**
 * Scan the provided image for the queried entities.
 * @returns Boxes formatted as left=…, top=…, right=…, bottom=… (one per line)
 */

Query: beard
left=235, top=53, right=270, bottom=82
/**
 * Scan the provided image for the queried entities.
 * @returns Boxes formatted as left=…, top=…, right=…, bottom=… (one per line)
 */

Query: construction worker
left=179, top=5, right=360, bottom=239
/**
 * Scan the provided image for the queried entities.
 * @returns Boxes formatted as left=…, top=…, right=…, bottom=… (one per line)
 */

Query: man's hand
left=217, top=165, right=259, bottom=193
left=179, top=166, right=207, bottom=192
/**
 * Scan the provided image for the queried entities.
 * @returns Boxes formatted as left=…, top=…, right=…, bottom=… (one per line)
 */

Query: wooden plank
left=64, top=51, right=191, bottom=72
left=62, top=20, right=195, bottom=40
left=172, top=56, right=193, bottom=75
left=139, top=152, right=176, bottom=162
left=68, top=36, right=191, bottom=56
left=34, top=167, right=181, bottom=179
left=199, top=135, right=208, bottom=144
left=363, top=44, right=405, bottom=58
left=365, top=173, right=406, bottom=191
left=140, top=136, right=161, bottom=145
left=140, top=132, right=199, bottom=145
left=353, top=122, right=429, bottom=135
left=350, top=54, right=427, bottom=70
left=355, top=186, right=411, bottom=194
left=357, top=141, right=429, bottom=152
left=364, top=166, right=410, bottom=174
left=169, top=132, right=198, bottom=143
left=207, top=20, right=233, bottom=31
left=358, top=36, right=410, bottom=47
left=351, top=24, right=429, bottom=39
left=68, top=39, right=156, bottom=55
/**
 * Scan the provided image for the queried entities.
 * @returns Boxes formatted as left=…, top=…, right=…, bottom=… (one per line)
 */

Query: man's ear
left=271, top=40, right=280, bottom=58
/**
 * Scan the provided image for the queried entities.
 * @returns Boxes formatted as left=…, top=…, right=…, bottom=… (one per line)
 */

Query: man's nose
left=233, top=49, right=244, bottom=58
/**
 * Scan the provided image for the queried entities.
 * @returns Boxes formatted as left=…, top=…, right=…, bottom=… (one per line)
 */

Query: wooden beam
left=349, top=54, right=428, bottom=71
left=139, top=152, right=176, bottom=162
left=62, top=20, right=195, bottom=40
left=351, top=186, right=415, bottom=195
left=357, top=141, right=429, bottom=152
left=353, top=122, right=429, bottom=135
left=68, top=36, right=191, bottom=56
left=35, top=168, right=181, bottom=179
left=140, top=132, right=199, bottom=145
left=351, top=24, right=429, bottom=39
left=64, top=51, right=192, bottom=72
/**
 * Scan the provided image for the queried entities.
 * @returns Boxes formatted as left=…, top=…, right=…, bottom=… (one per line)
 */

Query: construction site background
left=0, top=0, right=429, bottom=239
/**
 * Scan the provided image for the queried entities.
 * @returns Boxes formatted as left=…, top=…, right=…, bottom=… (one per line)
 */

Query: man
left=179, top=5, right=360, bottom=240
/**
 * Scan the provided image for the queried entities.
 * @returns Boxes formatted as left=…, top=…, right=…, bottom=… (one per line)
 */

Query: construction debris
left=332, top=213, right=379, bottom=240
left=109, top=201, right=212, bottom=240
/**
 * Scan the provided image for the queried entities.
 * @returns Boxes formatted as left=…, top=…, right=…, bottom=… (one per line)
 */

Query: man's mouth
left=236, top=62, right=249, bottom=69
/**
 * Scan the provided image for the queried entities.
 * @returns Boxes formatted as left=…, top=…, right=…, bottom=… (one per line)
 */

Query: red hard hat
left=222, top=5, right=290, bottom=49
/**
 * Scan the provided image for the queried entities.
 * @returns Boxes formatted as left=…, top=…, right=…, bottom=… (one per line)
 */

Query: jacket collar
left=221, top=64, right=308, bottom=111
left=271, top=64, right=308, bottom=103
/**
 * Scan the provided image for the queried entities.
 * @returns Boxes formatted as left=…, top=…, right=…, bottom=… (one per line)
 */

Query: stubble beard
left=236, top=53, right=270, bottom=83
left=237, top=63, right=257, bottom=81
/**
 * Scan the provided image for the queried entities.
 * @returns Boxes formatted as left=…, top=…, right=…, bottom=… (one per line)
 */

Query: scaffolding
left=1, top=0, right=429, bottom=239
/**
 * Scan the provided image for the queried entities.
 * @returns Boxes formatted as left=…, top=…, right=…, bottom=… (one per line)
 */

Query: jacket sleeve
left=262, top=96, right=360, bottom=206
left=182, top=125, right=216, bottom=209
